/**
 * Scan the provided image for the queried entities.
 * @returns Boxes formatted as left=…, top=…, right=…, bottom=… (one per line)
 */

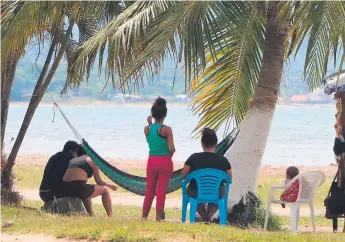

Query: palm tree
left=1, top=1, right=126, bottom=190
left=72, top=0, right=345, bottom=213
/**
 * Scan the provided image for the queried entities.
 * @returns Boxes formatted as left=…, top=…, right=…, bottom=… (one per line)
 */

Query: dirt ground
left=1, top=233, right=88, bottom=242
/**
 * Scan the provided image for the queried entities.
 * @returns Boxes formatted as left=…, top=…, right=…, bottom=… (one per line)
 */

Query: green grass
left=13, top=166, right=331, bottom=206
left=13, top=166, right=182, bottom=197
left=2, top=202, right=345, bottom=242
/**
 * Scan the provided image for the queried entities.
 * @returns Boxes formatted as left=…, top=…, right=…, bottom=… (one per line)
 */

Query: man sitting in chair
left=181, top=128, right=232, bottom=222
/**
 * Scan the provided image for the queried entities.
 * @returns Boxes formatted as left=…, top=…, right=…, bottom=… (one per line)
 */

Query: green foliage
left=69, top=1, right=345, bottom=136
left=254, top=199, right=282, bottom=231
left=11, top=53, right=186, bottom=101
left=11, top=42, right=324, bottom=102
left=2, top=203, right=345, bottom=241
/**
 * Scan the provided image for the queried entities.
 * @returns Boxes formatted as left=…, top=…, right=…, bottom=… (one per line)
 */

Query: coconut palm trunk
left=1, top=53, right=21, bottom=148
left=4, top=20, right=75, bottom=175
left=226, top=7, right=288, bottom=209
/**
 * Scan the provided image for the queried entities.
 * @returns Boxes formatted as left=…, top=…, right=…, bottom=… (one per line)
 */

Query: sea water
left=5, top=104, right=336, bottom=166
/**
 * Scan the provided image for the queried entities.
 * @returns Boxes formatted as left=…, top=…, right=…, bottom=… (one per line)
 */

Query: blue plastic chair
left=181, top=168, right=232, bottom=226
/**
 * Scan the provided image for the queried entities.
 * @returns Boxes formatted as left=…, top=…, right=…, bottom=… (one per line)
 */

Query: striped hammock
left=81, top=128, right=238, bottom=196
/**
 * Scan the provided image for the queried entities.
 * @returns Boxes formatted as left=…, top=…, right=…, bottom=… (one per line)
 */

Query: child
left=281, top=166, right=300, bottom=208
left=142, top=97, right=176, bottom=221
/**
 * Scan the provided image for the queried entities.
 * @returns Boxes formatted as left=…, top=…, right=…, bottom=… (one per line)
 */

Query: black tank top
left=68, top=156, right=93, bottom=178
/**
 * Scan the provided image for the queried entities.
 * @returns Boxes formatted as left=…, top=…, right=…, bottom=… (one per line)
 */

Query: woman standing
left=142, top=97, right=175, bottom=221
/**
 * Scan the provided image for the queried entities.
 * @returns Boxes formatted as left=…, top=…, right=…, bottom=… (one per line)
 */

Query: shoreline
left=14, top=154, right=338, bottom=177
left=9, top=100, right=335, bottom=108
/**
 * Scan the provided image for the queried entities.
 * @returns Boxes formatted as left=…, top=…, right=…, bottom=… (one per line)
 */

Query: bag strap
left=340, top=155, right=345, bottom=189
left=327, top=168, right=339, bottom=197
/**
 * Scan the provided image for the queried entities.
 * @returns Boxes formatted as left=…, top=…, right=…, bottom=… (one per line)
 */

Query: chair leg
left=182, top=198, right=188, bottom=223
left=218, top=200, right=226, bottom=226
left=309, top=203, right=315, bottom=232
left=264, top=201, right=271, bottom=230
left=290, top=204, right=300, bottom=233
left=189, top=200, right=197, bottom=223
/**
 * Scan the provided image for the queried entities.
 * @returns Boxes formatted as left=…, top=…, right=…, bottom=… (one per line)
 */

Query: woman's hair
left=151, top=97, right=167, bottom=120
left=77, top=145, right=86, bottom=157
left=201, top=128, right=218, bottom=148
left=286, top=166, right=299, bottom=179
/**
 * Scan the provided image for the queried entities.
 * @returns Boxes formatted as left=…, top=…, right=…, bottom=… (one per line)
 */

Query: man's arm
left=182, top=154, right=194, bottom=179
left=225, top=169, right=232, bottom=178
left=181, top=164, right=191, bottom=179
left=222, top=156, right=232, bottom=178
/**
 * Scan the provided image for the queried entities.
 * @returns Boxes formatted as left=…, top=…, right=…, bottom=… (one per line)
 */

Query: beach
left=4, top=103, right=341, bottom=227
left=11, top=153, right=337, bottom=218
left=14, top=154, right=338, bottom=177
left=4, top=105, right=344, bottom=240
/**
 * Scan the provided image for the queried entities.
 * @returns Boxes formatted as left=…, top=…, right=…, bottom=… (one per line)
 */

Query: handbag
left=324, top=169, right=345, bottom=219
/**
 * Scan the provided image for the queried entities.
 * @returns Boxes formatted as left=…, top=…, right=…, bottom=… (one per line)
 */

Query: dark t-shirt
left=185, top=152, right=231, bottom=189
left=39, top=151, right=74, bottom=192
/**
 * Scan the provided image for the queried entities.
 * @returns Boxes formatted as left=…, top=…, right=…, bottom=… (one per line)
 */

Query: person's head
left=76, top=145, right=86, bottom=157
left=151, top=97, right=167, bottom=122
left=201, top=128, right=218, bottom=152
left=286, top=166, right=299, bottom=180
left=62, top=140, right=79, bottom=157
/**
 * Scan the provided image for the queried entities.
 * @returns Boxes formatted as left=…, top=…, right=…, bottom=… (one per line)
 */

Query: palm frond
left=122, top=1, right=253, bottom=85
left=1, top=1, right=67, bottom=61
left=283, top=1, right=345, bottom=90
left=63, top=1, right=125, bottom=94
left=72, top=1, right=252, bottom=93
left=70, top=0, right=175, bottom=91
left=189, top=2, right=266, bottom=135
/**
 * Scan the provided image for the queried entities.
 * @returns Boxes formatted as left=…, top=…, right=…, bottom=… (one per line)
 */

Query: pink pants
left=142, top=155, right=173, bottom=216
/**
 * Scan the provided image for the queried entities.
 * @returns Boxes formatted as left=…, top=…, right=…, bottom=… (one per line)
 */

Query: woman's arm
left=166, top=127, right=176, bottom=156
left=87, top=158, right=117, bottom=191
left=181, top=164, right=191, bottom=179
left=144, top=126, right=149, bottom=136
left=144, top=116, right=152, bottom=136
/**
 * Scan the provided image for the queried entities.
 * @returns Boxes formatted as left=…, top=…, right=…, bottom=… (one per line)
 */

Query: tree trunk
left=1, top=53, right=21, bottom=148
left=225, top=6, right=288, bottom=210
left=4, top=20, right=75, bottom=174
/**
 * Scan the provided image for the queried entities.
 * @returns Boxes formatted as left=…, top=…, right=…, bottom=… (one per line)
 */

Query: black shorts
left=56, top=181, right=95, bottom=200
left=39, top=190, right=54, bottom=202
left=187, top=184, right=226, bottom=199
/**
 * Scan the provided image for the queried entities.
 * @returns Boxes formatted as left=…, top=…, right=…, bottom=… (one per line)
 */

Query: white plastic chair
left=264, top=171, right=326, bottom=233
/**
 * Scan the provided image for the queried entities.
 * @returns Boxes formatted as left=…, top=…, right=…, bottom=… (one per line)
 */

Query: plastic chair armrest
left=267, top=185, right=285, bottom=200
left=270, top=185, right=286, bottom=190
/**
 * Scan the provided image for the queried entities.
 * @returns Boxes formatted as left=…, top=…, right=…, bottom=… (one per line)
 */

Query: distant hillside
left=10, top=41, right=342, bottom=102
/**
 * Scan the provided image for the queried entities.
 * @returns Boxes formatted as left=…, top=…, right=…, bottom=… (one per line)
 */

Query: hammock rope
left=51, top=100, right=239, bottom=196
left=53, top=103, right=83, bottom=142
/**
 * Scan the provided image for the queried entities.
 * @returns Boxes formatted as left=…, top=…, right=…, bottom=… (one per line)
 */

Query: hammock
left=54, top=103, right=239, bottom=196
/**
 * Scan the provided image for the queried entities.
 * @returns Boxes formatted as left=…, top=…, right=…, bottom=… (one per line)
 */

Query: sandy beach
left=15, top=154, right=338, bottom=177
